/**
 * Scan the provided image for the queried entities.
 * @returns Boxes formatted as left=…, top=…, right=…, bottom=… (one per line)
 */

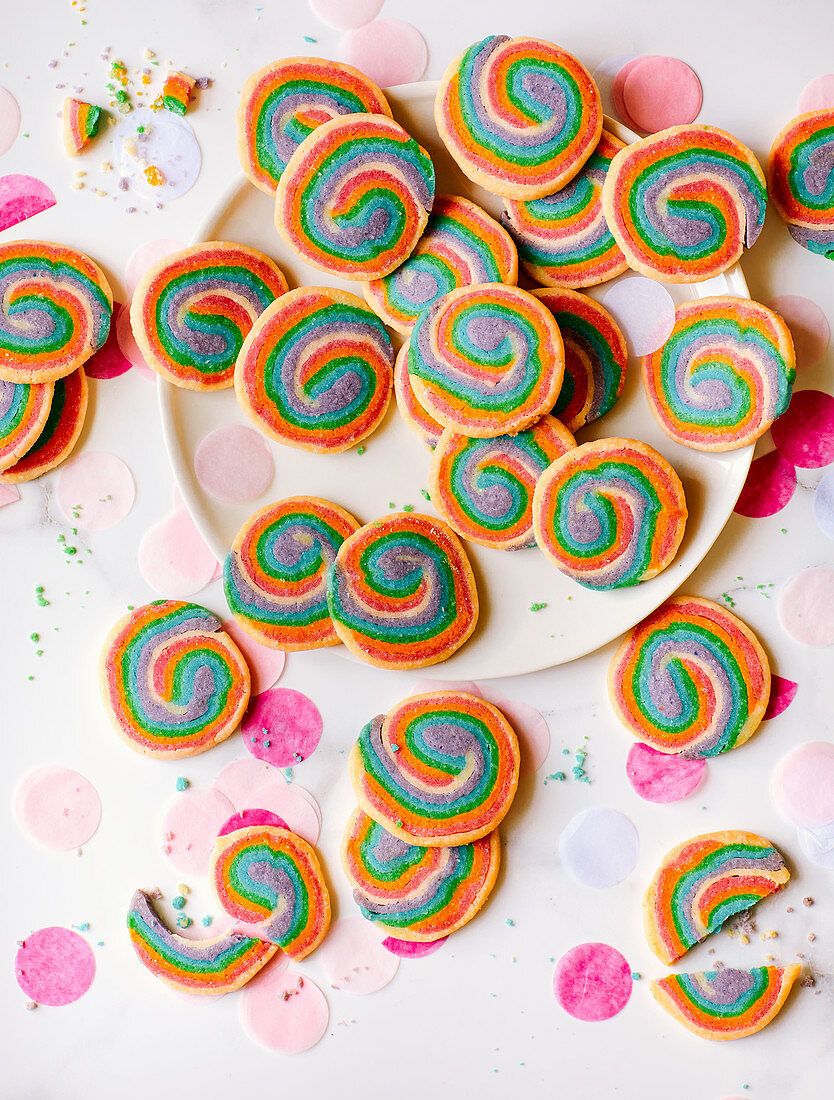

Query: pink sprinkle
left=553, top=942, right=633, bottom=1022
left=771, top=390, right=834, bottom=469
left=626, top=743, right=707, bottom=803
left=733, top=450, right=796, bottom=518
left=15, top=927, right=95, bottom=1007
left=763, top=676, right=798, bottom=721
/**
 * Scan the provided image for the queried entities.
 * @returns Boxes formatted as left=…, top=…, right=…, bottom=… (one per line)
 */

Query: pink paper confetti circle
left=558, top=807, right=639, bottom=888
left=0, top=87, right=21, bottom=155
left=611, top=57, right=646, bottom=133
left=771, top=390, right=834, bottom=469
left=84, top=302, right=132, bottom=379
left=772, top=741, right=834, bottom=828
left=213, top=758, right=288, bottom=810
left=626, top=742, right=707, bottom=803
left=259, top=784, right=320, bottom=845
left=241, top=688, right=323, bottom=769
left=600, top=277, right=676, bottom=356
left=382, top=935, right=447, bottom=958
left=161, top=787, right=235, bottom=875
left=241, top=967, right=329, bottom=1053
left=317, top=916, right=400, bottom=994
left=14, top=766, right=101, bottom=850
left=194, top=425, right=274, bottom=504
left=15, top=927, right=95, bottom=1007
left=56, top=451, right=135, bottom=530
left=553, top=942, right=633, bottom=1022
left=0, top=173, right=56, bottom=233
left=733, top=450, right=796, bottom=519
left=124, top=238, right=185, bottom=299
left=115, top=302, right=155, bottom=381
left=309, top=0, right=384, bottom=29
left=813, top=469, right=834, bottom=540
left=778, top=567, right=834, bottom=647
left=768, top=295, right=829, bottom=371
left=339, top=19, right=428, bottom=88
left=137, top=506, right=220, bottom=598
left=762, top=675, right=798, bottom=721
left=218, top=809, right=288, bottom=835
left=798, top=74, right=834, bottom=114
left=221, top=618, right=285, bottom=695
left=622, top=56, right=702, bottom=134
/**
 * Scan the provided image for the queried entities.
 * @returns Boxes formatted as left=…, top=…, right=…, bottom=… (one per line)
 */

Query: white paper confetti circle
left=114, top=107, right=201, bottom=202
left=558, top=807, right=639, bottom=888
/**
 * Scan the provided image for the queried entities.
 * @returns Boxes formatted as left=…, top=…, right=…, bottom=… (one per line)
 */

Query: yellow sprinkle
left=142, top=48, right=155, bottom=59
left=99, top=161, right=112, bottom=172
left=94, top=189, right=107, bottom=197
left=74, top=169, right=86, bottom=177
left=71, top=181, right=84, bottom=190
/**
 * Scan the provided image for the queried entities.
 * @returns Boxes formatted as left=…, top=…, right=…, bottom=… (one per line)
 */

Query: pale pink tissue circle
left=56, top=451, right=136, bottom=530
left=137, top=507, right=219, bottom=598
left=778, top=567, right=834, bottom=647
left=339, top=19, right=428, bottom=88
left=160, top=787, right=235, bottom=875
left=15, top=927, right=95, bottom=1007
left=797, top=74, right=834, bottom=114
left=626, top=743, right=706, bottom=803
left=221, top=618, right=285, bottom=696
left=553, top=942, right=633, bottom=1022
left=317, top=916, right=400, bottom=994
left=622, top=56, right=702, bottom=134
left=309, top=0, right=384, bottom=30
left=772, top=741, right=834, bottom=828
left=601, top=277, right=676, bottom=357
left=612, top=56, right=648, bottom=132
left=252, top=784, right=320, bottom=845
left=768, top=295, right=829, bottom=371
left=241, top=967, right=329, bottom=1053
left=213, top=758, right=287, bottom=810
left=115, top=302, right=156, bottom=380
left=123, top=238, right=185, bottom=299
left=0, top=86, right=21, bottom=156
left=194, top=425, right=274, bottom=504
left=479, top=686, right=550, bottom=772
left=241, top=687, right=323, bottom=769
left=14, top=766, right=102, bottom=849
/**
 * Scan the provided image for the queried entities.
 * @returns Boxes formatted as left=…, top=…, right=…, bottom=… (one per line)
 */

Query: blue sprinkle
left=175, top=777, right=189, bottom=791
left=303, top=35, right=317, bottom=42
left=505, top=918, right=515, bottom=927
left=72, top=922, right=90, bottom=931
left=172, top=895, right=186, bottom=910
left=201, top=915, right=213, bottom=927
left=176, top=914, right=192, bottom=929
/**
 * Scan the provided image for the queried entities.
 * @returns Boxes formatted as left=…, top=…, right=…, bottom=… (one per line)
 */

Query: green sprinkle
left=29, top=633, right=39, bottom=642
left=172, top=896, right=186, bottom=910
left=529, top=601, right=547, bottom=612
left=402, top=504, right=414, bottom=512
left=356, top=445, right=365, bottom=455
left=175, top=777, right=189, bottom=792
left=64, top=546, right=78, bottom=556
left=420, top=489, right=430, bottom=500
left=388, top=501, right=395, bottom=509
left=35, top=585, right=50, bottom=607
left=36, top=650, right=43, bottom=657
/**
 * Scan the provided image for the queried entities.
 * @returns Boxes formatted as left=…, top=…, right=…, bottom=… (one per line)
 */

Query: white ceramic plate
left=159, top=81, right=753, bottom=680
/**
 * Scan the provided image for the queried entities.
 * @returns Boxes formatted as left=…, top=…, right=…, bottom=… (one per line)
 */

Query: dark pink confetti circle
left=733, top=451, right=796, bottom=518
left=241, top=688, right=323, bottom=768
left=382, top=935, right=447, bottom=958
left=218, top=808, right=288, bottom=836
left=626, top=743, right=707, bottom=803
left=771, top=390, right=834, bottom=469
left=553, top=942, right=633, bottom=1022
left=15, top=927, right=95, bottom=1006
left=763, top=675, right=798, bottom=720
left=84, top=303, right=132, bottom=379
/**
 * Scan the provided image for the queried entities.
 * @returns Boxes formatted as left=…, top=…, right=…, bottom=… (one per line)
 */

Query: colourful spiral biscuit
left=235, top=287, right=393, bottom=453
left=408, top=283, right=564, bottom=438
left=350, top=691, right=520, bottom=846
left=532, top=438, right=687, bottom=589
left=532, top=288, right=627, bottom=431
left=0, top=377, right=53, bottom=472
left=435, top=35, right=602, bottom=200
left=0, top=240, right=112, bottom=384
left=209, top=824, right=330, bottom=959
left=224, top=496, right=361, bottom=650
left=502, top=130, right=629, bottom=287
left=608, top=596, right=771, bottom=758
left=130, top=242, right=288, bottom=392
left=127, top=889, right=277, bottom=995
left=275, top=113, right=435, bottom=281
left=62, top=98, right=102, bottom=156
left=769, top=108, right=834, bottom=260
left=643, top=830, right=790, bottom=965
left=238, top=57, right=392, bottom=194
left=429, top=415, right=576, bottom=551
left=327, top=513, right=479, bottom=669
left=342, top=808, right=501, bottom=941
left=393, top=341, right=443, bottom=450
left=651, top=965, right=800, bottom=1041
left=642, top=296, right=795, bottom=451
left=161, top=71, right=195, bottom=115
left=601, top=125, right=768, bottom=282
left=99, top=600, right=251, bottom=759
left=364, top=195, right=518, bottom=334
left=0, top=367, right=87, bottom=483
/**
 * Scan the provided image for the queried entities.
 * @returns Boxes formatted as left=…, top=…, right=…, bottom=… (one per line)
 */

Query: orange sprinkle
left=144, top=165, right=165, bottom=186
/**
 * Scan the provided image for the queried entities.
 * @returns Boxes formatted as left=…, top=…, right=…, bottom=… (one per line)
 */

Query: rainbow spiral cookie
left=601, top=125, right=768, bottom=282
left=342, top=808, right=501, bottom=941
left=349, top=691, right=520, bottom=846
left=642, top=296, right=795, bottom=451
left=643, top=830, right=790, bottom=965
left=769, top=108, right=834, bottom=260
left=651, top=964, right=800, bottom=1041
left=99, top=600, right=251, bottom=759
left=435, top=35, right=602, bottom=200
left=275, top=113, right=435, bottom=281
left=608, top=596, right=771, bottom=758
left=394, top=342, right=443, bottom=450
left=429, top=415, right=576, bottom=551
left=235, top=287, right=393, bottom=453
left=0, top=367, right=87, bottom=483
left=209, top=824, right=330, bottom=958
left=0, top=240, right=112, bottom=384
left=532, top=439, right=687, bottom=589
left=224, top=496, right=361, bottom=650
left=238, top=56, right=391, bottom=194
left=327, top=513, right=479, bottom=669
left=127, top=889, right=277, bottom=995
left=408, top=283, right=564, bottom=438
left=0, top=377, right=53, bottom=472
left=130, top=242, right=289, bottom=391
left=364, top=195, right=518, bottom=335
left=532, top=288, right=627, bottom=431
left=502, top=130, right=629, bottom=288
left=62, top=98, right=102, bottom=156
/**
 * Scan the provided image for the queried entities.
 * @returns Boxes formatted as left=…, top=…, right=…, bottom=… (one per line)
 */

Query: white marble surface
left=2, top=2, right=833, bottom=1098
